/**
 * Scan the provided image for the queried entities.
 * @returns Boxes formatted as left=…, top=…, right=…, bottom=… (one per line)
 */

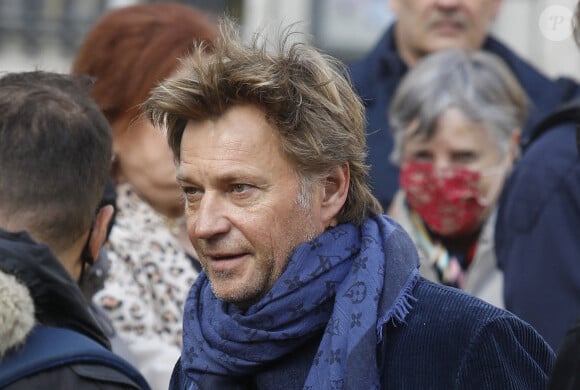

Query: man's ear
left=88, top=205, right=114, bottom=261
left=321, top=162, right=350, bottom=228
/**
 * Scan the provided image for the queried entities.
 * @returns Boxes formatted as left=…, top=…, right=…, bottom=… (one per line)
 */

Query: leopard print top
left=93, top=182, right=199, bottom=358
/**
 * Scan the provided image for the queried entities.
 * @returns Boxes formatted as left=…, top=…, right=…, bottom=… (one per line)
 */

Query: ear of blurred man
left=88, top=205, right=114, bottom=264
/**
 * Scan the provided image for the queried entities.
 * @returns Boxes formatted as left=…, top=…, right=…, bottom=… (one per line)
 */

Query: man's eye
left=182, top=186, right=200, bottom=196
left=232, top=184, right=250, bottom=193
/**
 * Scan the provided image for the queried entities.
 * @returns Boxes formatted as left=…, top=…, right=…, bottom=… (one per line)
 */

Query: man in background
left=350, top=0, right=580, bottom=210
left=495, top=0, right=580, bottom=361
left=0, top=71, right=148, bottom=389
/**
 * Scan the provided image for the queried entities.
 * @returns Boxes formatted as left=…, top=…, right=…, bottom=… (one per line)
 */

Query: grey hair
left=389, top=49, right=529, bottom=164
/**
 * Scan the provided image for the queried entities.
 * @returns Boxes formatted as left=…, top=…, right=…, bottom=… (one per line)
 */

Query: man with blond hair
left=145, top=20, right=554, bottom=389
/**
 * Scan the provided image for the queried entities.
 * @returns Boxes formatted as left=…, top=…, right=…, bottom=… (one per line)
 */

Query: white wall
left=242, top=0, right=311, bottom=42
left=494, top=0, right=580, bottom=80
left=241, top=0, right=580, bottom=81
left=0, top=41, right=72, bottom=74
left=2, top=0, right=580, bottom=82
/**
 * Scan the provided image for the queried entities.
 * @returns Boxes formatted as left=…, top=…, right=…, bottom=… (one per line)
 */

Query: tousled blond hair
left=144, top=19, right=382, bottom=225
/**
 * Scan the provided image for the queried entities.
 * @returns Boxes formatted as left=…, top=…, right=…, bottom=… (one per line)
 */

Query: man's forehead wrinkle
left=221, top=137, right=255, bottom=153
left=182, top=137, right=255, bottom=160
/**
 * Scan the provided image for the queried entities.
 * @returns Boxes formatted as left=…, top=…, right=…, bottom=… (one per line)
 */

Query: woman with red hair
left=72, top=4, right=217, bottom=388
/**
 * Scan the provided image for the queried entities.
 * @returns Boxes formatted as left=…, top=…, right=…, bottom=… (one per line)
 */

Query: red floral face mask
left=399, top=160, right=487, bottom=236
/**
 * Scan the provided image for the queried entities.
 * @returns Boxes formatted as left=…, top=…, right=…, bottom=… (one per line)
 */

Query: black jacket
left=0, top=228, right=146, bottom=389
left=549, top=316, right=580, bottom=389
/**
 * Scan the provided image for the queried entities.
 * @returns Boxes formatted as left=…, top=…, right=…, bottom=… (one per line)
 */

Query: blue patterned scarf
left=181, top=215, right=420, bottom=389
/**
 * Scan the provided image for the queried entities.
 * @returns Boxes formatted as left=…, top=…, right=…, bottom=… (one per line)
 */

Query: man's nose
left=434, top=0, right=462, bottom=10
left=191, top=192, right=231, bottom=239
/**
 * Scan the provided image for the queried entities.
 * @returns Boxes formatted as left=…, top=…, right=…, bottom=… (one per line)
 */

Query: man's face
left=391, top=0, right=501, bottom=66
left=177, top=104, right=325, bottom=308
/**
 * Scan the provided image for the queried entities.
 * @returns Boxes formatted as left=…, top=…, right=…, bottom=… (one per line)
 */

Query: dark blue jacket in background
left=349, top=24, right=580, bottom=210
left=496, top=117, right=580, bottom=351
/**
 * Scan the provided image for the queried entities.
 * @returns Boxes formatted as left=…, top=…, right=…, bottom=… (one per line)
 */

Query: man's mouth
left=431, top=20, right=465, bottom=35
left=204, top=252, right=250, bottom=272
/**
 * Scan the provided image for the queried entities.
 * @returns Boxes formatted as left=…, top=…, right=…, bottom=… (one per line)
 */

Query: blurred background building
left=1, top=0, right=579, bottom=80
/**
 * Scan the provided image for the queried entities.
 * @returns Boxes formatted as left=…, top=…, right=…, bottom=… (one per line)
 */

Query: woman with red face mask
left=387, top=48, right=527, bottom=308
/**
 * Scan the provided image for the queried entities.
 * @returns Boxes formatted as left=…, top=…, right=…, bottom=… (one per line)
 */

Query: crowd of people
left=0, top=0, right=578, bottom=389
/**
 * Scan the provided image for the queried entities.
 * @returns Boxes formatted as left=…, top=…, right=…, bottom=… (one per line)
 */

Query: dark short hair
left=72, top=2, right=218, bottom=128
left=144, top=20, right=383, bottom=225
left=0, top=71, right=112, bottom=251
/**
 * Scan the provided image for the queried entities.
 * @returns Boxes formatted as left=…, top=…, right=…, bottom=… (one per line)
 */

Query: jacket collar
left=0, top=229, right=110, bottom=350
left=379, top=24, right=408, bottom=76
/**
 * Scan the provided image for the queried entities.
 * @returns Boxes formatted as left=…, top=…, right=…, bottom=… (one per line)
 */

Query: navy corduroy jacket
left=170, top=277, right=554, bottom=389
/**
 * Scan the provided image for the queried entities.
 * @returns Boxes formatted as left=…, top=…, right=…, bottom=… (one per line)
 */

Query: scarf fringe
left=376, top=269, right=420, bottom=343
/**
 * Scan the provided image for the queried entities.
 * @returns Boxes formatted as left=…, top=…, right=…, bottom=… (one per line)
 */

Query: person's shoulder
left=484, top=36, right=536, bottom=68
left=348, top=26, right=395, bottom=89
left=349, top=27, right=391, bottom=69
left=502, top=100, right=580, bottom=207
left=5, top=363, right=145, bottom=390
left=516, top=120, right=579, bottom=192
left=484, top=35, right=580, bottom=112
left=1, top=326, right=150, bottom=390
left=498, top=119, right=580, bottom=234
left=411, top=278, right=551, bottom=350
left=484, top=35, right=550, bottom=82
left=523, top=121, right=578, bottom=169
left=413, top=279, right=552, bottom=353
left=382, top=278, right=554, bottom=388
left=69, top=363, right=145, bottom=389
left=408, top=278, right=548, bottom=341
left=412, top=278, right=508, bottom=322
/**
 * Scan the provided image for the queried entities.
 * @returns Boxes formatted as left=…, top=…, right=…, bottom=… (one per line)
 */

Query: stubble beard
left=205, top=184, right=321, bottom=309
left=208, top=263, right=273, bottom=309
left=210, top=231, right=319, bottom=310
